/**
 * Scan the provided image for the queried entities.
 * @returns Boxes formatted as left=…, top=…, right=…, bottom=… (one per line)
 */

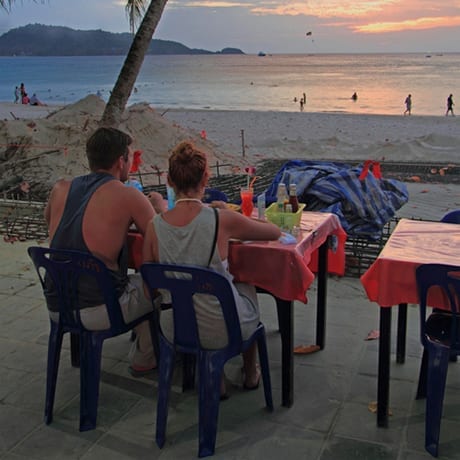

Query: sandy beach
left=1, top=97, right=459, bottom=200
left=163, top=109, right=460, bottom=164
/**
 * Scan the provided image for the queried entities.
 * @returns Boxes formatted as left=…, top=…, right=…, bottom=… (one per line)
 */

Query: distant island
left=0, top=24, right=245, bottom=56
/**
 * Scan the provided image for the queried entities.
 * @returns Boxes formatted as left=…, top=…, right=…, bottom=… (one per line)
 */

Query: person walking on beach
left=446, top=94, right=455, bottom=116
left=404, top=94, right=412, bottom=115
left=14, top=86, right=20, bottom=103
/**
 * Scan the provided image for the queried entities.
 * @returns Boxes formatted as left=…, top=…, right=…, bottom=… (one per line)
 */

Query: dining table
left=127, top=210, right=347, bottom=407
left=360, top=218, right=460, bottom=427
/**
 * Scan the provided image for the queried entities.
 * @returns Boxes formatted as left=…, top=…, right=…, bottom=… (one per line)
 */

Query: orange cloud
left=354, top=15, right=460, bottom=33
left=250, top=1, right=399, bottom=18
left=170, top=1, right=253, bottom=7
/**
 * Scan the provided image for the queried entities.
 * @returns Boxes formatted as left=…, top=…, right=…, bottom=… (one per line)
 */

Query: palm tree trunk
left=100, top=0, right=168, bottom=127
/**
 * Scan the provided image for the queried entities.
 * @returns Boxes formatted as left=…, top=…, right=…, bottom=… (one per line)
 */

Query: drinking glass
left=240, top=187, right=254, bottom=217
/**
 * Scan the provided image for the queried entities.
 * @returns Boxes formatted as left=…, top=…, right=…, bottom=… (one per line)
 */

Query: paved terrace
left=1, top=181, right=460, bottom=459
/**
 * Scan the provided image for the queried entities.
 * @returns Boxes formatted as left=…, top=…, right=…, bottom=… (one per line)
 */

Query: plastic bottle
left=166, top=184, right=176, bottom=210
left=257, top=192, right=266, bottom=220
left=288, top=183, right=299, bottom=213
left=125, top=179, right=143, bottom=192
left=276, top=183, right=288, bottom=212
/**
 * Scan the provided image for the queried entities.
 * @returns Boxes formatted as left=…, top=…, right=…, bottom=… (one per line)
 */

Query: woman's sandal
left=242, top=364, right=261, bottom=390
left=128, top=364, right=157, bottom=378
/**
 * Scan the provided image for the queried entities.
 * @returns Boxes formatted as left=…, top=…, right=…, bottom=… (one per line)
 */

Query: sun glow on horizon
left=354, top=15, right=460, bottom=33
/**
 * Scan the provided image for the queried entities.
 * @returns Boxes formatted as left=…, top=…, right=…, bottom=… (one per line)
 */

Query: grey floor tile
left=320, top=436, right=397, bottom=460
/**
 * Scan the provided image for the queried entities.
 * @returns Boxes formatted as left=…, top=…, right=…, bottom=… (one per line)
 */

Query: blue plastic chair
left=203, top=188, right=228, bottom=203
left=28, top=246, right=158, bottom=432
left=140, top=262, right=273, bottom=458
left=415, top=263, right=460, bottom=457
left=440, top=210, right=460, bottom=224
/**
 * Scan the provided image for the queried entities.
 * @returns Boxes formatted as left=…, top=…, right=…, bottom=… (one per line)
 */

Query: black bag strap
left=207, top=207, right=219, bottom=267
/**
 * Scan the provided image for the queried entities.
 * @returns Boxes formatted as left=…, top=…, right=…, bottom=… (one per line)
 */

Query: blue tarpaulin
left=264, top=160, right=409, bottom=239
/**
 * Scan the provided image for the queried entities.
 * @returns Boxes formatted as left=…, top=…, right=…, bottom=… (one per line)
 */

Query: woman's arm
left=142, top=219, right=159, bottom=264
left=220, top=209, right=281, bottom=241
left=217, top=209, right=281, bottom=260
left=141, top=219, right=160, bottom=300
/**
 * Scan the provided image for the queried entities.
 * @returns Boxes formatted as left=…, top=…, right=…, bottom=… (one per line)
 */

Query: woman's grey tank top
left=153, top=206, right=251, bottom=348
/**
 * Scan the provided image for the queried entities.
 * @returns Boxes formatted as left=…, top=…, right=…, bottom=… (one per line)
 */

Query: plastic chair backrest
left=140, top=263, right=242, bottom=353
left=28, top=246, right=126, bottom=332
left=440, top=210, right=460, bottom=224
left=203, top=188, right=228, bottom=203
left=416, top=263, right=460, bottom=350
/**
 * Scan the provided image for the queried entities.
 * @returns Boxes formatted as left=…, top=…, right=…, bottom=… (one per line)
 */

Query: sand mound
left=0, top=95, right=244, bottom=200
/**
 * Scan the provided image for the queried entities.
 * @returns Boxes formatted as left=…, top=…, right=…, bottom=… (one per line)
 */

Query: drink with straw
left=240, top=187, right=254, bottom=217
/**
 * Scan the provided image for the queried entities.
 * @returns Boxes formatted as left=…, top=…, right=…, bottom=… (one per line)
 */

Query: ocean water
left=1, top=53, right=459, bottom=116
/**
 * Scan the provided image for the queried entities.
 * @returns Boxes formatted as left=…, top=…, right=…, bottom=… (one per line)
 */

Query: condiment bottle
left=276, top=183, right=287, bottom=212
left=288, top=183, right=299, bottom=213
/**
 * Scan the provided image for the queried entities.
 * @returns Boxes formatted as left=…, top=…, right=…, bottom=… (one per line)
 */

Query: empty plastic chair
left=203, top=188, right=228, bottom=203
left=28, top=246, right=158, bottom=431
left=415, top=263, right=460, bottom=457
left=440, top=210, right=460, bottom=224
left=141, top=262, right=273, bottom=457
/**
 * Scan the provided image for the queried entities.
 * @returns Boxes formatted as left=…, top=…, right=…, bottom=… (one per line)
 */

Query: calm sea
left=1, top=53, right=459, bottom=116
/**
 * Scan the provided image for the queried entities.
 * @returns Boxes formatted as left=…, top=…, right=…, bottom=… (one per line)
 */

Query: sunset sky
left=1, top=0, right=459, bottom=54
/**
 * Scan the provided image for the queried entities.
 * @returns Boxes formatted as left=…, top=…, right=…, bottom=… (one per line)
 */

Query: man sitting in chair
left=44, top=127, right=165, bottom=376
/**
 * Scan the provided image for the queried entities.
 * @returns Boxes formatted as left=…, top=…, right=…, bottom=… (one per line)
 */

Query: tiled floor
left=1, top=182, right=460, bottom=459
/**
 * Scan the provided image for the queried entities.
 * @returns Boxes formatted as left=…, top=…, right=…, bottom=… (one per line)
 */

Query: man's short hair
left=86, top=127, right=132, bottom=171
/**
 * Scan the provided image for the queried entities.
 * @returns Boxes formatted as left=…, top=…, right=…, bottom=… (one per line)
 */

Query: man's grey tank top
left=46, top=172, right=129, bottom=311
left=153, top=206, right=258, bottom=348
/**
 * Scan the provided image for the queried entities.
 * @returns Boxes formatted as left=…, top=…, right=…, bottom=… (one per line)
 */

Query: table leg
left=377, top=307, right=391, bottom=427
left=275, top=298, right=294, bottom=407
left=316, top=239, right=329, bottom=349
left=396, top=303, right=407, bottom=364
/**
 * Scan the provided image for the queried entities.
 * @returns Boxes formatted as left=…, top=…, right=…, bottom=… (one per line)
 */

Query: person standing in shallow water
left=446, top=94, right=455, bottom=116
left=404, top=94, right=412, bottom=115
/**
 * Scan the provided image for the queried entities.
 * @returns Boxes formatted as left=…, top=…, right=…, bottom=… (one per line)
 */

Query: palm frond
left=0, top=0, right=13, bottom=12
left=125, top=0, right=147, bottom=34
left=1, top=1, right=47, bottom=13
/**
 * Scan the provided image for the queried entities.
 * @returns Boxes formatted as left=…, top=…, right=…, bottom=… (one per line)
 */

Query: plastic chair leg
left=70, top=333, right=80, bottom=368
left=197, top=355, right=222, bottom=458
left=425, top=346, right=450, bottom=457
left=182, top=354, right=196, bottom=392
left=416, top=348, right=428, bottom=400
left=79, top=333, right=104, bottom=431
left=44, top=323, right=64, bottom=424
left=148, top=314, right=160, bottom=364
left=156, top=340, right=176, bottom=449
left=257, top=332, right=273, bottom=411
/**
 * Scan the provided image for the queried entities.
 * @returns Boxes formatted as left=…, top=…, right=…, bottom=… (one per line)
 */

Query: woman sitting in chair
left=142, top=141, right=281, bottom=396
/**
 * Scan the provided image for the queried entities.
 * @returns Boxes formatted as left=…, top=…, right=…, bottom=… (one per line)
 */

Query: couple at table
left=45, top=127, right=280, bottom=394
